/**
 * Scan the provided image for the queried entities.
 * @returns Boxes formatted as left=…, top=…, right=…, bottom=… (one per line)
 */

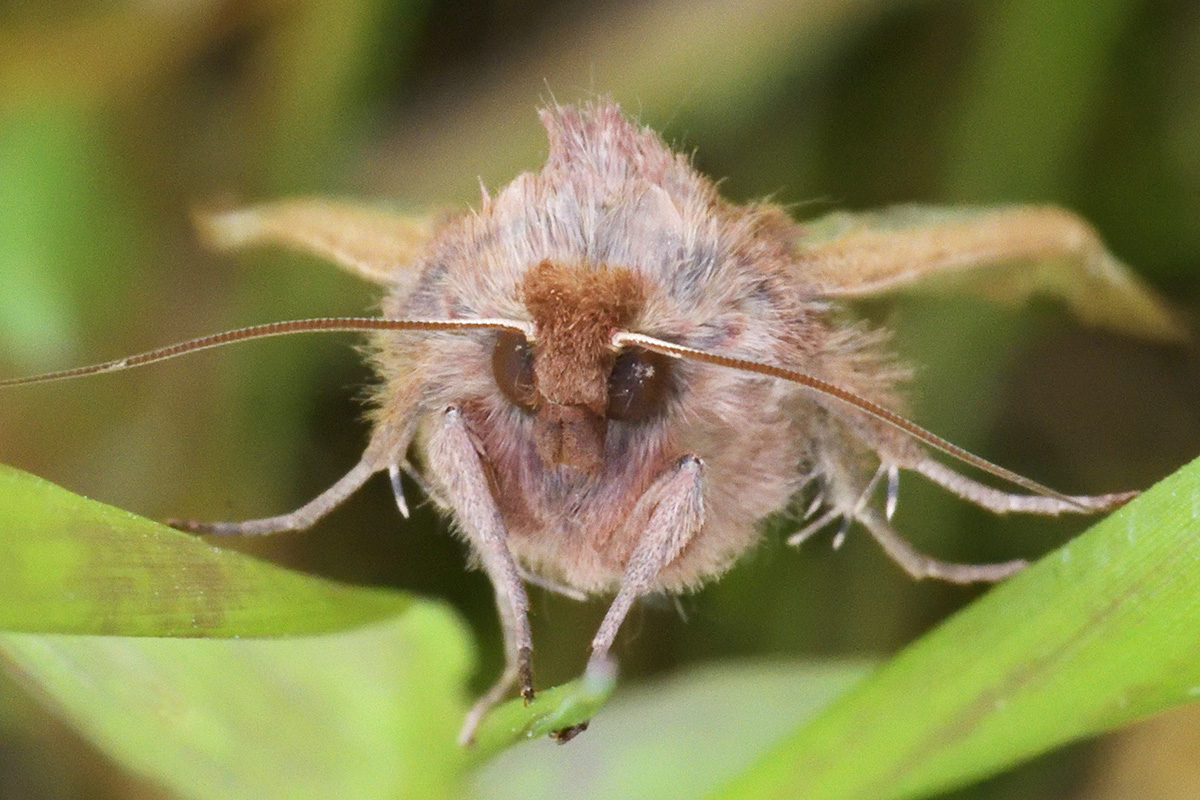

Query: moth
left=2, top=102, right=1179, bottom=743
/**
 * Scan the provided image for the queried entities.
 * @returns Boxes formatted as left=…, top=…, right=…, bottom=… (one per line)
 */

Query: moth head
left=489, top=259, right=673, bottom=472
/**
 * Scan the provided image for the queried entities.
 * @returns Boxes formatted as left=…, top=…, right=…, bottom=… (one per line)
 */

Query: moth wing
left=796, top=204, right=1183, bottom=341
left=195, top=198, right=440, bottom=287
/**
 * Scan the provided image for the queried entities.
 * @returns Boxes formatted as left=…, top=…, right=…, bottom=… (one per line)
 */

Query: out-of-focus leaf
left=713, top=456, right=1200, bottom=799
left=943, top=0, right=1136, bottom=199
left=0, top=113, right=81, bottom=371
left=0, top=465, right=411, bottom=636
left=466, top=661, right=870, bottom=800
left=799, top=205, right=1184, bottom=341
left=251, top=0, right=427, bottom=191
left=0, top=610, right=470, bottom=800
left=0, top=3, right=231, bottom=112
left=369, top=0, right=920, bottom=202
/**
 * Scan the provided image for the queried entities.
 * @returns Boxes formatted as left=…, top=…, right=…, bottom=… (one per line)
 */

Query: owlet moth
left=2, top=101, right=1180, bottom=743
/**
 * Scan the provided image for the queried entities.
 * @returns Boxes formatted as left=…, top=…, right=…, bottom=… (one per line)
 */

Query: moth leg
left=588, top=455, right=705, bottom=674
left=788, top=462, right=889, bottom=548
left=856, top=508, right=1027, bottom=583
left=914, top=459, right=1136, bottom=515
left=788, top=507, right=842, bottom=547
left=170, top=454, right=381, bottom=535
left=388, top=459, right=433, bottom=519
left=517, top=566, right=589, bottom=602
left=425, top=406, right=533, bottom=745
left=388, top=463, right=410, bottom=519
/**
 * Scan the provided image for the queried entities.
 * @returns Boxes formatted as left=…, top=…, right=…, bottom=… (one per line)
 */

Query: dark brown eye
left=492, top=330, right=537, bottom=410
left=607, top=347, right=672, bottom=422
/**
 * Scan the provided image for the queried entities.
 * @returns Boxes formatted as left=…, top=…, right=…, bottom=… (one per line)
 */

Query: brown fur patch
left=520, top=260, right=647, bottom=413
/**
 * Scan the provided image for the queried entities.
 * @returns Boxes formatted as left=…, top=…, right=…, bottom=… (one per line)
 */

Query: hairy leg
left=388, top=459, right=434, bottom=519
left=425, top=406, right=533, bottom=745
left=588, top=455, right=705, bottom=673
left=915, top=459, right=1136, bottom=516
left=856, top=507, right=1027, bottom=583
left=169, top=455, right=381, bottom=535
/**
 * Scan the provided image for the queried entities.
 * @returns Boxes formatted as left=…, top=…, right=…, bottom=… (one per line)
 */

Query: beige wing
left=796, top=205, right=1183, bottom=341
left=196, top=198, right=441, bottom=288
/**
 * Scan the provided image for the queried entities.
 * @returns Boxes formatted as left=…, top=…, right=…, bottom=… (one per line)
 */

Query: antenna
left=613, top=330, right=1089, bottom=509
left=0, top=317, right=530, bottom=387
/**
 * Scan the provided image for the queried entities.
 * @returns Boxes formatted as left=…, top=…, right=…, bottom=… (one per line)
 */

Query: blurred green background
left=1, top=0, right=1198, bottom=797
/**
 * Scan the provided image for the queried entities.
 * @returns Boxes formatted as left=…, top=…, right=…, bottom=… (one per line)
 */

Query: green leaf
left=466, top=661, right=871, bottom=800
left=0, top=611, right=471, bottom=800
left=468, top=659, right=619, bottom=763
left=0, top=463, right=473, bottom=798
left=713, top=455, right=1200, bottom=799
left=0, top=465, right=410, bottom=636
left=8, top=454, right=1200, bottom=799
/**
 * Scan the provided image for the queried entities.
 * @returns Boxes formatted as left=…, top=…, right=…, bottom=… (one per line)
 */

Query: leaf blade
left=714, top=456, right=1200, bottom=799
left=0, top=463, right=474, bottom=799
left=0, top=464, right=409, bottom=636
left=0, top=609, right=471, bottom=800
left=466, top=661, right=871, bottom=800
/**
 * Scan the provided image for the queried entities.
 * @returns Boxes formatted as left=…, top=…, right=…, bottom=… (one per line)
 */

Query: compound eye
left=607, top=347, right=672, bottom=422
left=492, top=330, right=538, bottom=410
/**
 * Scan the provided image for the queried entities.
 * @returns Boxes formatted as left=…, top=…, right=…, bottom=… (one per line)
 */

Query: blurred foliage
left=0, top=0, right=1198, bottom=798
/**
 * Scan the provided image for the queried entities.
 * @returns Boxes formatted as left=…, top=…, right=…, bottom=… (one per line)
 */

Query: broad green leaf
left=466, top=661, right=871, bottom=800
left=0, top=610, right=471, bottom=800
left=0, top=463, right=474, bottom=798
left=0, top=465, right=410, bottom=636
left=714, top=456, right=1200, bottom=799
